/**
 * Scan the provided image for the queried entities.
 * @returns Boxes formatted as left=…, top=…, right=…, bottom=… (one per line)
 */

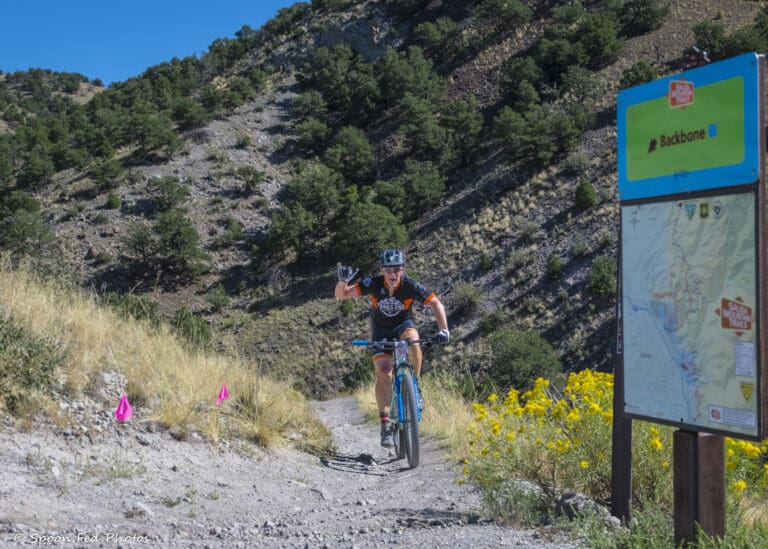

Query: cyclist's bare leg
left=373, top=355, right=393, bottom=414
left=400, top=328, right=422, bottom=379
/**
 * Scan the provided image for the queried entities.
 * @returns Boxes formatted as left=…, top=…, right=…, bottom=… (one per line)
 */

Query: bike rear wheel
left=400, top=371, right=420, bottom=468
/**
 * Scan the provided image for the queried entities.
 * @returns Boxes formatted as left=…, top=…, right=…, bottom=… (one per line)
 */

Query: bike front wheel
left=400, top=371, right=420, bottom=468
left=392, top=423, right=406, bottom=459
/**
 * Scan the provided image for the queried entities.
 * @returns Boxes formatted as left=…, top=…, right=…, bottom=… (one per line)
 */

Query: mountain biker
left=335, top=249, right=449, bottom=448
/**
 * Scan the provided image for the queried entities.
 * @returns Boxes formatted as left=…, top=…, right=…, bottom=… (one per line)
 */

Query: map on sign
left=621, top=191, right=758, bottom=437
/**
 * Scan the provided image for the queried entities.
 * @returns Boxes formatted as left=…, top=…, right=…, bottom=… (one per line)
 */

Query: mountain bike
left=352, top=336, right=437, bottom=469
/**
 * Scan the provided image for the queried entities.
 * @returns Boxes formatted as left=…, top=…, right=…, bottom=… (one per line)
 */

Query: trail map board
left=616, top=53, right=765, bottom=440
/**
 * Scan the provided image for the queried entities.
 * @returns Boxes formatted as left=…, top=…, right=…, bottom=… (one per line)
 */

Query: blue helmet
left=380, top=248, right=405, bottom=267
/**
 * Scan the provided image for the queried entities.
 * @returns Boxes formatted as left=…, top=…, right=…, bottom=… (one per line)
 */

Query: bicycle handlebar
left=351, top=336, right=440, bottom=348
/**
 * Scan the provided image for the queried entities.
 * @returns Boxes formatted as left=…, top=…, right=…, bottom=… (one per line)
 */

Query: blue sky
left=0, top=0, right=297, bottom=86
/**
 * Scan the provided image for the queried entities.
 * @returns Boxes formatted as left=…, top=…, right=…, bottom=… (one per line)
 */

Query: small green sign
left=617, top=53, right=760, bottom=200
left=626, top=77, right=744, bottom=181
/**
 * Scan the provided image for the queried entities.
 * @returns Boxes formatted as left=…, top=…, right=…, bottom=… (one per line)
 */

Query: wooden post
left=673, top=430, right=725, bottom=546
left=611, top=233, right=632, bottom=523
left=610, top=362, right=632, bottom=522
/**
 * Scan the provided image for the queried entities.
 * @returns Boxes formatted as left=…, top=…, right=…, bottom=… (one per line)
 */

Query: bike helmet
left=380, top=248, right=405, bottom=267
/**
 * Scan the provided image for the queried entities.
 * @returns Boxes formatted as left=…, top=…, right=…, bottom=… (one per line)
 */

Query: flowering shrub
left=463, top=370, right=768, bottom=513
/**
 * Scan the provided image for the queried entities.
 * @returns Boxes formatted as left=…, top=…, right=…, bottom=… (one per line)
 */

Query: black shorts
left=370, top=318, right=416, bottom=341
left=370, top=319, right=416, bottom=359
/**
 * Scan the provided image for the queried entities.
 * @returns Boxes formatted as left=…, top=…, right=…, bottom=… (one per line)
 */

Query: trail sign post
left=613, top=52, right=766, bottom=544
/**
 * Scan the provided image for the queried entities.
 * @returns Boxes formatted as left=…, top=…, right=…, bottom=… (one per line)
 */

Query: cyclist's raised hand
left=337, top=262, right=359, bottom=283
left=435, top=328, right=450, bottom=344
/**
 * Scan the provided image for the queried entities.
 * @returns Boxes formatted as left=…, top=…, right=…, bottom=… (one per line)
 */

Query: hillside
left=1, top=0, right=765, bottom=400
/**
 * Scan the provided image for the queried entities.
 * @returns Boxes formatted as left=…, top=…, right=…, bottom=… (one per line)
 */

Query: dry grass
left=0, top=256, right=331, bottom=452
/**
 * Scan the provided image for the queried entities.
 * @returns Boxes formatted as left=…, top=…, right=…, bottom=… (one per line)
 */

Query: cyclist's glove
left=435, top=328, right=450, bottom=344
left=337, top=262, right=359, bottom=283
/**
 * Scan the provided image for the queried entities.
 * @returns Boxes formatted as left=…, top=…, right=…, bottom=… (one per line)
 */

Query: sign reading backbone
left=617, top=53, right=761, bottom=200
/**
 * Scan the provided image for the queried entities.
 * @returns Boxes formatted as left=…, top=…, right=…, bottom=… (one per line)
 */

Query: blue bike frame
left=391, top=340, right=420, bottom=424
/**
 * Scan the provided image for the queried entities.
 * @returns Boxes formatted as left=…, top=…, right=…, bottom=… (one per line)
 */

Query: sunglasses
left=382, top=266, right=404, bottom=274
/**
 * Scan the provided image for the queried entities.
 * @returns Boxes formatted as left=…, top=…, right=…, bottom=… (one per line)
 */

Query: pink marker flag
left=217, top=384, right=230, bottom=404
left=115, top=394, right=133, bottom=422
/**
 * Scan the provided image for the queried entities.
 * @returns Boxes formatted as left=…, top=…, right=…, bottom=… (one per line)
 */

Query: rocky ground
left=0, top=394, right=577, bottom=548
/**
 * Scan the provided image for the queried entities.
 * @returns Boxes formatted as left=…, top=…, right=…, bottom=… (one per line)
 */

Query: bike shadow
left=319, top=453, right=388, bottom=477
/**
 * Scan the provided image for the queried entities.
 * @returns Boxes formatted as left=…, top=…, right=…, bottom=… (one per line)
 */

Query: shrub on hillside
left=0, top=210, right=57, bottom=259
left=266, top=204, right=317, bottom=258
left=294, top=117, right=330, bottom=154
left=0, top=314, right=66, bottom=414
left=620, top=0, right=670, bottom=36
left=619, top=61, right=658, bottom=89
left=575, top=178, right=597, bottom=210
left=399, top=94, right=451, bottom=163
left=534, top=38, right=588, bottom=83
left=151, top=176, right=190, bottom=212
left=154, top=210, right=207, bottom=275
left=395, top=159, right=445, bottom=221
left=298, top=44, right=379, bottom=123
left=375, top=46, right=446, bottom=106
left=577, top=12, right=624, bottom=69
left=171, top=97, right=210, bottom=130
left=494, top=105, right=580, bottom=167
left=692, top=21, right=767, bottom=61
left=211, top=214, right=245, bottom=249
left=546, top=253, right=565, bottom=281
left=324, top=126, right=373, bottom=182
left=284, top=163, right=342, bottom=223
left=0, top=190, right=41, bottom=217
left=292, top=91, right=329, bottom=122
left=478, top=309, right=506, bottom=336
left=453, top=282, right=483, bottom=317
left=236, top=166, right=266, bottom=195
left=561, top=150, right=589, bottom=176
left=311, top=0, right=353, bottom=11
left=15, top=148, right=55, bottom=189
left=0, top=142, right=13, bottom=187
left=476, top=0, right=532, bottom=31
left=443, top=95, right=483, bottom=163
left=586, top=255, right=616, bottom=298
left=206, top=283, right=231, bottom=311
left=332, top=202, right=407, bottom=268
left=413, top=17, right=459, bottom=61
left=489, top=329, right=561, bottom=392
left=123, top=210, right=207, bottom=278
left=500, top=57, right=543, bottom=108
left=105, top=191, right=121, bottom=210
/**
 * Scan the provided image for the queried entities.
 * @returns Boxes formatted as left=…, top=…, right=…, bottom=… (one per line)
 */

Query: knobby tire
left=391, top=379, right=407, bottom=460
left=393, top=423, right=406, bottom=459
left=401, top=371, right=420, bottom=468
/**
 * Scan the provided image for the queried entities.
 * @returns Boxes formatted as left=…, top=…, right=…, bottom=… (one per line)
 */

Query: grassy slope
left=0, top=256, right=331, bottom=451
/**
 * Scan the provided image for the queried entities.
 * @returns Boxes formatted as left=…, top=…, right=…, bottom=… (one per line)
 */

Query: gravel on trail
left=0, top=395, right=577, bottom=548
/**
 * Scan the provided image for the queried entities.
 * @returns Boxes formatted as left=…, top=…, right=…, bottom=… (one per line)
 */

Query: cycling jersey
left=354, top=274, right=436, bottom=329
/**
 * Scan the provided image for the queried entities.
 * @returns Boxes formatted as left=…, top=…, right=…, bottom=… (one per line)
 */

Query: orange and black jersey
left=354, top=274, right=436, bottom=329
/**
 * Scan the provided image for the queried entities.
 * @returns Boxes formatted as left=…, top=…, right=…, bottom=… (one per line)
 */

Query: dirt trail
left=0, top=396, right=576, bottom=547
